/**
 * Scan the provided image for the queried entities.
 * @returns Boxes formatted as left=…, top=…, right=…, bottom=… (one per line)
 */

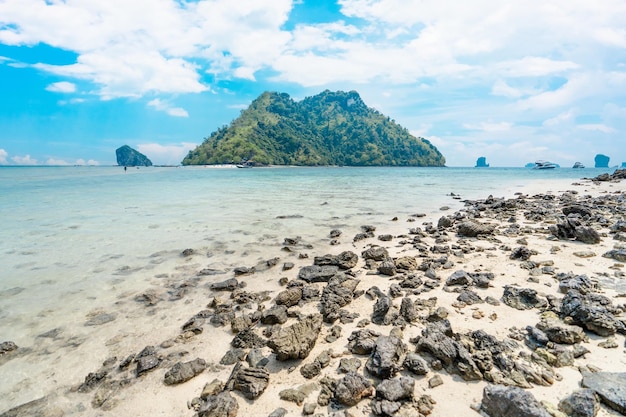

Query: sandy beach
left=2, top=173, right=626, bottom=417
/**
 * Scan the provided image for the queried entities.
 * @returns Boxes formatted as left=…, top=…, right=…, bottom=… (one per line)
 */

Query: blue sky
left=1, top=0, right=625, bottom=167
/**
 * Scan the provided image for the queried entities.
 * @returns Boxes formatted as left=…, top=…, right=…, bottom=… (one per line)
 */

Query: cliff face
left=594, top=154, right=610, bottom=168
left=116, top=145, right=153, bottom=167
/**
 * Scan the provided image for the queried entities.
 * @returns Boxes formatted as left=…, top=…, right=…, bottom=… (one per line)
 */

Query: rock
left=378, top=261, right=397, bottom=276
left=334, top=372, right=374, bottom=406
left=376, top=376, right=414, bottom=401
left=428, top=375, right=443, bottom=388
left=201, top=379, right=225, bottom=399
left=561, top=290, right=626, bottom=336
left=502, top=286, right=547, bottom=310
left=457, top=290, right=483, bottom=305
left=416, top=327, right=457, bottom=366
left=581, top=372, right=626, bottom=414
left=366, top=335, right=405, bottom=379
left=557, top=273, right=595, bottom=294
left=338, top=357, right=362, bottom=373
left=302, top=403, right=316, bottom=415
left=314, top=251, right=358, bottom=270
left=85, top=312, right=117, bottom=326
left=233, top=366, right=270, bottom=399
left=399, top=297, right=419, bottom=323
left=231, top=329, right=266, bottom=349
left=136, top=355, right=160, bottom=377
left=510, top=246, right=533, bottom=261
left=603, top=249, right=626, bottom=262
left=275, top=286, right=302, bottom=307
left=372, top=295, right=395, bottom=325
left=220, top=348, right=246, bottom=365
left=558, top=389, right=599, bottom=417
left=268, top=408, right=287, bottom=417
left=297, top=265, right=339, bottom=283
left=551, top=218, right=601, bottom=244
left=0, top=341, right=18, bottom=355
left=116, top=145, right=152, bottom=167
left=457, top=221, right=496, bottom=237
left=0, top=395, right=65, bottom=417
left=481, top=384, right=551, bottom=417
left=198, top=391, right=238, bottom=417
left=446, top=270, right=471, bottom=286
left=395, top=256, right=418, bottom=271
left=210, top=278, right=239, bottom=291
left=267, top=315, right=322, bottom=360
left=361, top=246, right=390, bottom=261
left=261, top=305, right=288, bottom=325
left=536, top=319, right=586, bottom=344
left=348, top=329, right=381, bottom=355
left=594, top=154, right=610, bottom=168
left=164, top=358, right=206, bottom=385
left=403, top=353, right=429, bottom=376
left=320, top=276, right=359, bottom=323
left=77, top=370, right=108, bottom=393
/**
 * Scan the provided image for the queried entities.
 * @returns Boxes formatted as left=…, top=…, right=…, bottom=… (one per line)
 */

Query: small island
left=116, top=145, right=152, bottom=167
left=475, top=157, right=489, bottom=167
left=182, top=90, right=445, bottom=167
left=594, top=154, right=610, bottom=168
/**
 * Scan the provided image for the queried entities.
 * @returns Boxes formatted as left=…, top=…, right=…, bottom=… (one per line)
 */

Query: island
left=182, top=90, right=445, bottom=166
left=116, top=145, right=153, bottom=167
left=475, top=157, right=489, bottom=167
left=594, top=154, right=610, bottom=168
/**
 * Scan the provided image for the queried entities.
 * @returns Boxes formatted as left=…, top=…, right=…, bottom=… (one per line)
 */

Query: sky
left=1, top=0, right=625, bottom=167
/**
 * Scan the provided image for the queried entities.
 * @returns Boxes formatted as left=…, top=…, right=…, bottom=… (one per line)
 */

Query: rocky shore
left=2, top=171, right=626, bottom=417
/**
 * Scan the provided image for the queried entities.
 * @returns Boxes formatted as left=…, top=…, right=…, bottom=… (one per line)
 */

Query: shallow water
left=0, top=165, right=617, bottom=412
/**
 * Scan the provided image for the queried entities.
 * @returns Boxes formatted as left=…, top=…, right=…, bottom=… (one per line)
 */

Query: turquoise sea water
left=0, top=165, right=618, bottom=412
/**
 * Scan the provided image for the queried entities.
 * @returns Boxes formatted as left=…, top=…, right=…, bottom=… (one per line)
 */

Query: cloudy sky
left=1, top=0, right=625, bottom=166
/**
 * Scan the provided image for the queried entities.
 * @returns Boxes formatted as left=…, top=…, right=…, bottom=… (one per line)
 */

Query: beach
left=1, top=168, right=626, bottom=417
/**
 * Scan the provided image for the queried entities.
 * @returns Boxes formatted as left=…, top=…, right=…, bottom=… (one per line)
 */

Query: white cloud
left=45, top=158, right=71, bottom=165
left=463, top=122, right=513, bottom=132
left=136, top=142, right=198, bottom=165
left=147, top=98, right=189, bottom=118
left=577, top=124, right=616, bottom=133
left=543, top=110, right=575, bottom=126
left=11, top=154, right=37, bottom=165
left=46, top=81, right=76, bottom=93
left=0, top=148, right=7, bottom=164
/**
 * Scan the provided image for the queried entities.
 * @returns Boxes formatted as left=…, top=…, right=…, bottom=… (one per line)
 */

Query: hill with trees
left=182, top=90, right=445, bottom=166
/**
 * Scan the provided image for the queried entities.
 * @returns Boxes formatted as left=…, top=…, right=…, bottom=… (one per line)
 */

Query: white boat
left=533, top=160, right=557, bottom=169
left=572, top=162, right=585, bottom=168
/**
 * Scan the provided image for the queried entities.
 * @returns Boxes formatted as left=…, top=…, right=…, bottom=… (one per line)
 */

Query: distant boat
left=533, top=160, right=557, bottom=169
left=572, top=162, right=585, bottom=169
left=236, top=159, right=253, bottom=168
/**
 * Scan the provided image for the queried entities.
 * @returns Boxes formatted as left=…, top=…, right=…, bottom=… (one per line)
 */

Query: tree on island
left=182, top=90, right=445, bottom=167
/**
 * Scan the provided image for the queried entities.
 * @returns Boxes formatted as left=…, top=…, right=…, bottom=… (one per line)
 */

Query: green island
left=182, top=90, right=445, bottom=166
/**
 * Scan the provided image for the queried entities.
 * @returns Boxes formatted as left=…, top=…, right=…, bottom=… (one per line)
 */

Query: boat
left=572, top=162, right=585, bottom=168
left=532, top=160, right=557, bottom=169
left=236, top=159, right=253, bottom=168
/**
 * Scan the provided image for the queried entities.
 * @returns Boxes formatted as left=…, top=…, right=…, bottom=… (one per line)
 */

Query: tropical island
left=182, top=90, right=445, bottom=166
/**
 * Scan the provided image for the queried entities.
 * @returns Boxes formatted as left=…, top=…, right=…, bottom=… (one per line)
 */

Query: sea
left=0, top=165, right=619, bottom=413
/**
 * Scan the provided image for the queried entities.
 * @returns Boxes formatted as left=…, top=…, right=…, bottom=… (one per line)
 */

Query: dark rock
left=300, top=361, right=322, bottom=379
left=314, top=251, right=358, bottom=270
left=246, top=348, right=269, bottom=368
left=338, top=357, right=362, bottom=373
left=603, top=249, right=626, bottom=262
left=116, top=145, right=152, bottom=167
left=261, top=305, right=288, bottom=325
left=416, top=327, right=457, bottom=366
left=510, top=246, right=533, bottom=261
left=395, top=256, right=418, bottom=271
left=198, top=391, right=238, bottom=417
left=267, top=315, right=322, bottom=360
left=561, top=290, right=626, bottom=336
left=558, top=389, right=599, bottom=417
left=563, top=205, right=593, bottom=218
left=334, top=372, right=374, bottom=406
left=233, top=366, right=270, bottom=399
left=481, top=384, right=550, bottom=417
left=372, top=295, right=394, bottom=325
left=366, top=335, right=405, bottom=379
left=438, top=216, right=453, bottom=229
left=536, top=318, right=586, bottom=344
left=361, top=246, right=390, bottom=261
left=164, top=358, right=206, bottom=385
left=210, top=278, right=239, bottom=291
left=136, top=355, right=160, bottom=377
left=376, top=376, right=414, bottom=401
left=231, top=329, right=266, bottom=349
left=558, top=273, right=595, bottom=294
left=274, top=286, right=302, bottom=307
left=297, top=265, right=339, bottom=283
left=457, top=290, right=484, bottom=305
left=457, top=221, right=496, bottom=237
left=399, top=297, right=419, bottom=323
left=502, top=286, right=547, bottom=310
left=446, top=270, right=471, bottom=286
left=268, top=408, right=287, bottom=417
left=0, top=341, right=18, bottom=355
left=348, top=329, right=381, bottom=355
left=233, top=266, right=254, bottom=276
left=220, top=348, right=246, bottom=365
left=403, top=353, right=429, bottom=375
left=378, top=261, right=397, bottom=276
left=581, top=372, right=626, bottom=414
left=78, top=370, right=108, bottom=393
left=551, top=217, right=601, bottom=244
left=320, top=276, right=359, bottom=323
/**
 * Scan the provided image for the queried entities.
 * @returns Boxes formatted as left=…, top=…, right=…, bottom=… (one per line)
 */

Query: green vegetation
left=182, top=90, right=445, bottom=166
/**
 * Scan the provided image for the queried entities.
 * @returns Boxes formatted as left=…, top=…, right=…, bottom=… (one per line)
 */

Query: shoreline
left=1, top=173, right=626, bottom=417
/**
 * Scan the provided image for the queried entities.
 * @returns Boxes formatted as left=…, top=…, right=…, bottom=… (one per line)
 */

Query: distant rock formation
left=594, top=154, right=610, bottom=168
left=116, top=145, right=152, bottom=167
left=475, top=157, right=489, bottom=167
left=621, top=162, right=626, bottom=168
